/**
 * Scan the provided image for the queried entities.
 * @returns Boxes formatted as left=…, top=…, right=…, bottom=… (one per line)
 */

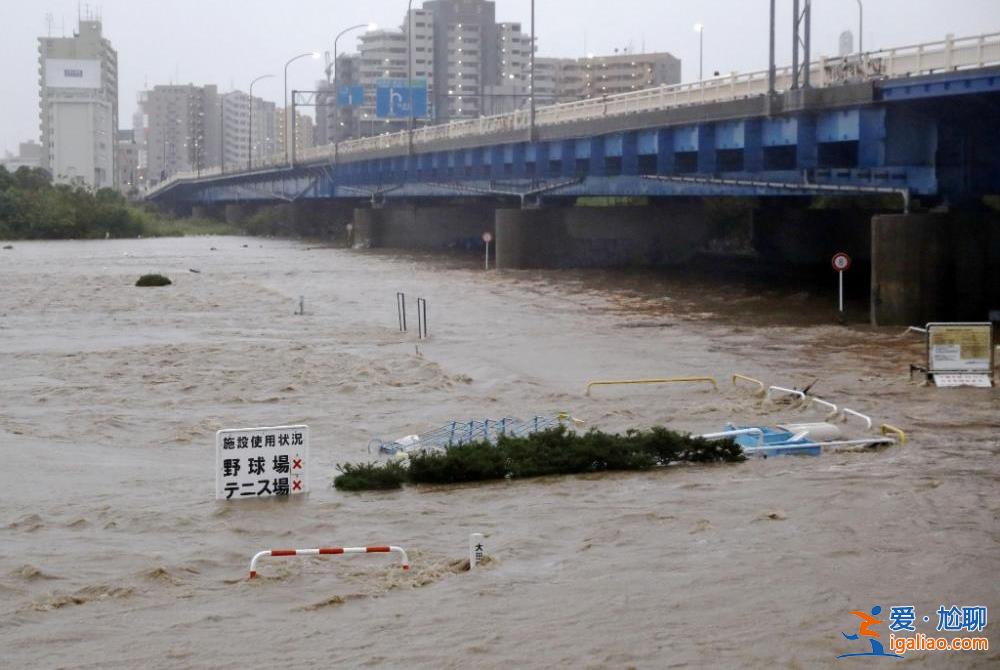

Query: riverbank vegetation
left=333, top=426, right=743, bottom=491
left=0, top=166, right=235, bottom=240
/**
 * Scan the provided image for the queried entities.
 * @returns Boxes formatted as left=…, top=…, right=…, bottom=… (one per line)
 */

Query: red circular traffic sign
left=482, top=232, right=493, bottom=243
left=831, top=252, right=852, bottom=272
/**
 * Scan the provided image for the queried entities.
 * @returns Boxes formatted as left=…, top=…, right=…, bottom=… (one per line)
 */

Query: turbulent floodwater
left=1, top=237, right=997, bottom=669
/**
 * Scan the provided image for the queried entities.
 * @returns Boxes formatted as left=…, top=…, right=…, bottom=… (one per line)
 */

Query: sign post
left=482, top=231, right=493, bottom=271
left=216, top=425, right=309, bottom=500
left=831, top=252, right=852, bottom=321
left=926, top=322, right=994, bottom=387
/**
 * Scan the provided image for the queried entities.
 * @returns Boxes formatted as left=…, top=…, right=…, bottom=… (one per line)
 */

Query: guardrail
left=147, top=31, right=1000, bottom=197
left=585, top=376, right=718, bottom=396
left=248, top=545, right=410, bottom=579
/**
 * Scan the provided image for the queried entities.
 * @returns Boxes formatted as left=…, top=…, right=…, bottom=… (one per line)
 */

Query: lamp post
left=693, top=23, right=704, bottom=81
left=855, top=0, right=864, bottom=53
left=333, top=23, right=376, bottom=163
left=220, top=95, right=226, bottom=174
left=248, top=74, right=275, bottom=171
left=284, top=53, right=319, bottom=166
left=529, top=0, right=536, bottom=141
left=407, top=0, right=415, bottom=155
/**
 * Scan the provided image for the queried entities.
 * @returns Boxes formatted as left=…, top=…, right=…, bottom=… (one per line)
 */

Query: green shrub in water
left=135, top=274, right=172, bottom=287
left=333, top=460, right=408, bottom=491
left=334, top=425, right=742, bottom=491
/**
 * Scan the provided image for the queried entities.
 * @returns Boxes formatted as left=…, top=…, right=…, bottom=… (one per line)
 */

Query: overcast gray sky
left=2, top=0, right=998, bottom=154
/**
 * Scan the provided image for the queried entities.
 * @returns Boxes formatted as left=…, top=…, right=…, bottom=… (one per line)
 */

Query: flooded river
left=1, top=238, right=997, bottom=668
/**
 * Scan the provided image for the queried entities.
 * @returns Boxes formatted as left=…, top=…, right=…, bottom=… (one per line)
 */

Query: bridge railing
left=148, top=31, right=1000, bottom=196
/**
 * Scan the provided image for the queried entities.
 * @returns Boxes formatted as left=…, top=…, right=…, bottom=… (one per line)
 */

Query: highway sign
left=375, top=79, right=428, bottom=118
left=337, top=85, right=365, bottom=107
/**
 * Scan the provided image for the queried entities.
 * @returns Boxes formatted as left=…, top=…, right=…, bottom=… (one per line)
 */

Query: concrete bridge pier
left=495, top=202, right=711, bottom=269
left=351, top=204, right=496, bottom=250
left=871, top=212, right=1000, bottom=326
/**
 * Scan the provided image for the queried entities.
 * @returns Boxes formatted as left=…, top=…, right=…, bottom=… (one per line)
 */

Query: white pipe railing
left=148, top=31, right=1000, bottom=197
left=248, top=545, right=410, bottom=579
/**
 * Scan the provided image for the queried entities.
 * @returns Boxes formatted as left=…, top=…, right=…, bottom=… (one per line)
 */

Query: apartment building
left=142, top=84, right=219, bottom=183
left=38, top=17, right=118, bottom=188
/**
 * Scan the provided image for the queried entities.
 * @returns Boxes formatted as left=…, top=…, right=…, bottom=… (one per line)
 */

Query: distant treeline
left=0, top=166, right=233, bottom=240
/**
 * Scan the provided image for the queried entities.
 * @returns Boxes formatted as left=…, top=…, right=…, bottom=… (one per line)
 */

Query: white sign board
left=45, top=59, right=102, bottom=89
left=927, top=323, right=993, bottom=374
left=933, top=374, right=993, bottom=388
left=216, top=425, right=309, bottom=500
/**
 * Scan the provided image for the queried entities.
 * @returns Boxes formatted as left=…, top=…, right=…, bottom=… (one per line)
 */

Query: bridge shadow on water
left=362, top=247, right=872, bottom=328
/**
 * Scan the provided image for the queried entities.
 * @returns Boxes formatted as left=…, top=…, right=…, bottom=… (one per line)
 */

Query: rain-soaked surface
left=1, top=237, right=997, bottom=668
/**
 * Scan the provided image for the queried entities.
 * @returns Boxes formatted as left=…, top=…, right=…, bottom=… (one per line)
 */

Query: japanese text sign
left=216, top=425, right=309, bottom=500
left=927, top=323, right=993, bottom=374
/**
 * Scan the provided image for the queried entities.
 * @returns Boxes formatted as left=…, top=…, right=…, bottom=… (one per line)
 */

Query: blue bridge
left=148, top=32, right=1000, bottom=326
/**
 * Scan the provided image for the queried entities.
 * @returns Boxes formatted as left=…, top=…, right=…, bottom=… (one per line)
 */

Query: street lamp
left=693, top=23, right=704, bottom=81
left=529, top=0, right=536, bottom=142
left=332, top=22, right=376, bottom=162
left=856, top=0, right=864, bottom=53
left=284, top=52, right=319, bottom=165
left=407, top=0, right=415, bottom=154
left=248, top=73, right=275, bottom=171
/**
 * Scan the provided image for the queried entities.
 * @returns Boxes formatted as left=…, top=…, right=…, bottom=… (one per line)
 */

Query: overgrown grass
left=135, top=274, right=172, bottom=287
left=134, top=212, right=238, bottom=237
left=334, top=426, right=742, bottom=491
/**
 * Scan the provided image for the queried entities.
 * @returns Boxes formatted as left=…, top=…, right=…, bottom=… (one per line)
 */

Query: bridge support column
left=352, top=205, right=495, bottom=250
left=495, top=202, right=710, bottom=269
left=871, top=212, right=999, bottom=326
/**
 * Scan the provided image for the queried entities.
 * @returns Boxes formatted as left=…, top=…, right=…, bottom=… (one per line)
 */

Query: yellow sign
left=927, top=323, right=993, bottom=373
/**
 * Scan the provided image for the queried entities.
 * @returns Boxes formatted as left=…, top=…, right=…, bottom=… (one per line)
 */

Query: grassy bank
left=334, top=426, right=743, bottom=491
left=0, top=166, right=236, bottom=240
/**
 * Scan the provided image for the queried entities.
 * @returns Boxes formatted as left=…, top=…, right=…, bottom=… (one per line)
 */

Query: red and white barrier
left=248, top=545, right=410, bottom=579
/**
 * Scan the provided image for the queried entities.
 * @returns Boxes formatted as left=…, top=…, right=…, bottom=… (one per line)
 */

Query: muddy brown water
left=1, top=238, right=997, bottom=668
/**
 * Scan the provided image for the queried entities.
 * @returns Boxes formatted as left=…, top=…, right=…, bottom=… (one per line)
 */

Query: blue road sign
left=337, top=85, right=365, bottom=107
left=375, top=79, right=428, bottom=118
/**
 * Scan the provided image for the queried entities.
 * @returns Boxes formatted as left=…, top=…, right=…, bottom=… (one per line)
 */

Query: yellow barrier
left=880, top=424, right=907, bottom=446
left=731, top=374, right=766, bottom=396
left=585, top=376, right=718, bottom=396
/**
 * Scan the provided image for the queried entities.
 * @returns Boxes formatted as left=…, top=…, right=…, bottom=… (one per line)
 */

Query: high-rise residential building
left=115, top=129, right=139, bottom=195
left=142, top=84, right=220, bottom=183
left=312, top=79, right=337, bottom=146
left=327, top=0, right=680, bottom=140
left=220, top=91, right=278, bottom=169
left=577, top=52, right=681, bottom=99
left=352, top=21, right=430, bottom=136
left=839, top=31, right=855, bottom=57
left=276, top=108, right=316, bottom=160
left=38, top=17, right=118, bottom=189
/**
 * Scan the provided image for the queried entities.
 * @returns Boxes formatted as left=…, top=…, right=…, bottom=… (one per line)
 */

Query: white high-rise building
left=220, top=91, right=278, bottom=170
left=38, top=17, right=118, bottom=189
